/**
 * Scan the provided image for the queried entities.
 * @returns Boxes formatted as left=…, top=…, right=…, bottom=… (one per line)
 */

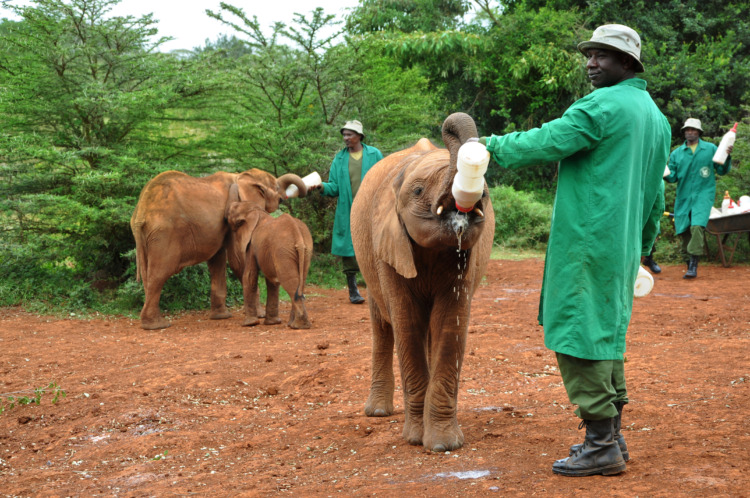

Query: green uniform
left=665, top=139, right=731, bottom=235
left=485, top=78, right=670, bottom=361
left=321, top=144, right=383, bottom=257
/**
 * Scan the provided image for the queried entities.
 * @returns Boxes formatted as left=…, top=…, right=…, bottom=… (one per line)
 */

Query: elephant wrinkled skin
left=227, top=201, right=313, bottom=329
left=130, top=169, right=306, bottom=330
left=351, top=113, right=495, bottom=452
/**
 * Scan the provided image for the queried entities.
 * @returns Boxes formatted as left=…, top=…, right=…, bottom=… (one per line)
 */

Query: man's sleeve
left=485, top=98, right=604, bottom=169
left=322, top=155, right=340, bottom=197
left=664, top=151, right=678, bottom=183
left=642, top=182, right=665, bottom=256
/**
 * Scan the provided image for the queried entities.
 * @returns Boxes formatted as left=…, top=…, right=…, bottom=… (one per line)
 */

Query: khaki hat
left=681, top=118, right=703, bottom=132
left=578, top=24, right=644, bottom=73
left=340, top=120, right=364, bottom=137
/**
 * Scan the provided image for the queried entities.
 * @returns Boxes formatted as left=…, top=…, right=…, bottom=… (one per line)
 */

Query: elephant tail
left=132, top=221, right=147, bottom=283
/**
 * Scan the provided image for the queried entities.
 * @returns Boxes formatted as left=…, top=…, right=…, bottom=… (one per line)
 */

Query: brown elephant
left=130, top=169, right=307, bottom=330
left=226, top=201, right=313, bottom=329
left=350, top=112, right=495, bottom=452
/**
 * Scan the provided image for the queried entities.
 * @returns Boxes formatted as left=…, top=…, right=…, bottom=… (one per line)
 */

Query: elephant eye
left=413, top=186, right=424, bottom=196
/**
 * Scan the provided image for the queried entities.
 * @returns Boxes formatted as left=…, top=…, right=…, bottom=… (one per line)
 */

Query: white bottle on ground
left=713, top=122, right=738, bottom=165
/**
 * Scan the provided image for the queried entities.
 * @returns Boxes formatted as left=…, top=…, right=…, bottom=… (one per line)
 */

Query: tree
left=0, top=0, right=212, bottom=289
left=346, top=0, right=470, bottom=34
left=205, top=3, right=441, bottom=252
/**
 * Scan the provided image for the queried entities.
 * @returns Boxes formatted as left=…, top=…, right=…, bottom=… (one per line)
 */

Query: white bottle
left=286, top=171, right=322, bottom=198
left=712, top=122, right=738, bottom=165
left=634, top=265, right=654, bottom=298
left=452, top=139, right=490, bottom=212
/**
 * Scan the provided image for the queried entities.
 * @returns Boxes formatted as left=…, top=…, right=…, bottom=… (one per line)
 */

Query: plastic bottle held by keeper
left=721, top=191, right=731, bottom=214
left=713, top=122, right=738, bottom=165
left=285, top=171, right=322, bottom=198
left=452, top=139, right=490, bottom=212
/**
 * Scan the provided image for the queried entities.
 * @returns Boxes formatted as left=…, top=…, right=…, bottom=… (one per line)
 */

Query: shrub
left=490, top=185, right=552, bottom=250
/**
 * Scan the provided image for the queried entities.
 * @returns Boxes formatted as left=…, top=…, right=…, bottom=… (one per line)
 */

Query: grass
left=491, top=245, right=545, bottom=260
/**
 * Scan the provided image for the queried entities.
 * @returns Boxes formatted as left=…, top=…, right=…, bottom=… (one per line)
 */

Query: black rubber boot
left=643, top=255, right=661, bottom=274
left=346, top=273, right=365, bottom=304
left=683, top=255, right=699, bottom=279
left=570, top=401, right=629, bottom=461
left=553, top=418, right=626, bottom=477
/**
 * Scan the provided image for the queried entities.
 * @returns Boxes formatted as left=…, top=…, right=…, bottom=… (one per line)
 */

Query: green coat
left=664, top=139, right=731, bottom=234
left=485, top=78, right=670, bottom=360
left=321, top=144, right=383, bottom=257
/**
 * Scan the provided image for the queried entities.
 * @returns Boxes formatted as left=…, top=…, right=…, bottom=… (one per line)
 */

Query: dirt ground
left=1, top=258, right=748, bottom=497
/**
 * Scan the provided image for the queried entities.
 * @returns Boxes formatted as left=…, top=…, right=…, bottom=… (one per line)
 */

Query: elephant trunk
left=437, top=113, right=484, bottom=213
left=277, top=174, right=308, bottom=198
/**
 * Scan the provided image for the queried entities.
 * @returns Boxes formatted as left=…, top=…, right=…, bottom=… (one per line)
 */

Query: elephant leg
left=283, top=278, right=311, bottom=329
left=263, top=279, right=282, bottom=325
left=140, top=273, right=171, bottom=330
left=421, top=299, right=468, bottom=452
left=395, top=319, right=431, bottom=447
left=364, top=304, right=396, bottom=419
left=138, top=243, right=180, bottom=330
left=207, top=248, right=231, bottom=320
left=242, top=257, right=261, bottom=327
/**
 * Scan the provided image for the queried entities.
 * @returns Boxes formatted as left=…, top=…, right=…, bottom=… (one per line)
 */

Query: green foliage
left=346, top=0, right=470, bottom=34
left=490, top=185, right=552, bottom=249
left=0, top=0, right=217, bottom=288
left=3, top=0, right=750, bottom=319
left=1, top=382, right=66, bottom=414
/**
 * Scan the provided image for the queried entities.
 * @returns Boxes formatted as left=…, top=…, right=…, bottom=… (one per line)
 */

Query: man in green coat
left=665, top=118, right=733, bottom=278
left=319, top=120, right=383, bottom=303
left=481, top=24, right=670, bottom=476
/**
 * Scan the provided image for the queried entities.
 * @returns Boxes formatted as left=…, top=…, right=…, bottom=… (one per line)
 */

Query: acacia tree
left=204, top=3, right=440, bottom=252
left=0, top=0, right=212, bottom=290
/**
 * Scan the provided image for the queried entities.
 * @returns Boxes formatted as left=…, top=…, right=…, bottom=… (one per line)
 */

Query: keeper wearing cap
left=664, top=118, right=733, bottom=278
left=479, top=24, right=671, bottom=476
left=316, top=120, right=383, bottom=304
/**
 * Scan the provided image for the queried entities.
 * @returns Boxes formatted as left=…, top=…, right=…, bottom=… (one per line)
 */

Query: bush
left=490, top=185, right=552, bottom=250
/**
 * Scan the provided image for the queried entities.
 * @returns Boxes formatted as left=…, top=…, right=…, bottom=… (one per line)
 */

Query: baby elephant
left=227, top=202, right=313, bottom=329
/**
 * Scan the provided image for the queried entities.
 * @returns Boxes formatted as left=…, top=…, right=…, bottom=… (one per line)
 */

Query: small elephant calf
left=227, top=202, right=313, bottom=329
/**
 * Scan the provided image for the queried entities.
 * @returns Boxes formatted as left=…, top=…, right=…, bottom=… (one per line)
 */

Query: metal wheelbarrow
left=705, top=212, right=750, bottom=267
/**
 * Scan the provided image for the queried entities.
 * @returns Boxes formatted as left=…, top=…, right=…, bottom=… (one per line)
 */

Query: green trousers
left=556, top=353, right=627, bottom=420
left=342, top=256, right=360, bottom=275
left=679, top=225, right=705, bottom=258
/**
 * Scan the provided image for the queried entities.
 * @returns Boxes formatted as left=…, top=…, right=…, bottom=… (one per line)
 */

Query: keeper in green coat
left=665, top=118, right=733, bottom=279
left=481, top=25, right=670, bottom=477
left=318, top=120, right=383, bottom=303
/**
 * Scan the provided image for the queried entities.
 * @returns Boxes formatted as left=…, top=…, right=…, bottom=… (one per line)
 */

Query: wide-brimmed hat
left=340, top=120, right=364, bottom=138
left=578, top=24, right=645, bottom=73
left=681, top=118, right=703, bottom=133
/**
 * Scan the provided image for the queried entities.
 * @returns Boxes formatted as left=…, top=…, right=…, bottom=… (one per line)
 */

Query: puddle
left=434, top=469, right=491, bottom=480
left=652, top=293, right=717, bottom=299
left=471, top=406, right=513, bottom=413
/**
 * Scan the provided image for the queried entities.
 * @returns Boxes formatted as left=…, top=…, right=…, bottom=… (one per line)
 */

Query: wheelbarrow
left=705, top=212, right=750, bottom=267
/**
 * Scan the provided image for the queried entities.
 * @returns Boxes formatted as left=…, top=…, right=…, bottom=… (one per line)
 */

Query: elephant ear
left=372, top=168, right=417, bottom=279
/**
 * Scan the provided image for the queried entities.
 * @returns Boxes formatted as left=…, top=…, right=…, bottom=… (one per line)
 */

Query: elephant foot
left=288, top=318, right=311, bottom=329
left=242, top=317, right=260, bottom=327
left=264, top=316, right=282, bottom=325
left=140, top=317, right=171, bottom=330
left=423, top=421, right=464, bottom=452
left=364, top=394, right=394, bottom=417
left=209, top=311, right=232, bottom=320
left=402, top=418, right=424, bottom=446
